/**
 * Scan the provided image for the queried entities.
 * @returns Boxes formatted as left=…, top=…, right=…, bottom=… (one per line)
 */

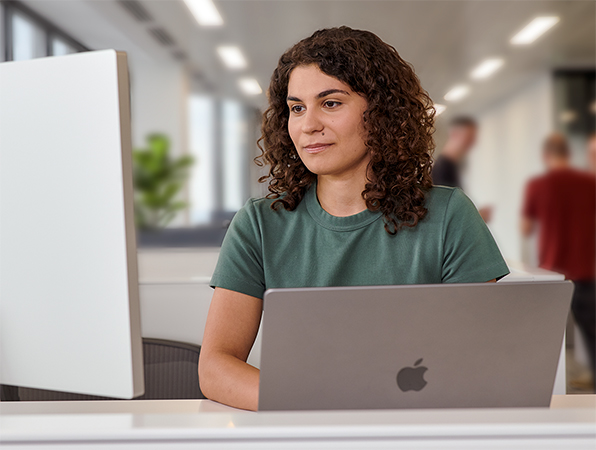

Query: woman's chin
left=302, top=164, right=337, bottom=177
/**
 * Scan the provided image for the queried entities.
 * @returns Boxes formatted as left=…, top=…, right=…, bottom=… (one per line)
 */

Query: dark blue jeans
left=571, top=280, right=596, bottom=388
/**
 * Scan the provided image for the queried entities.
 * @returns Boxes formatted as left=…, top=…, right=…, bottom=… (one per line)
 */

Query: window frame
left=2, top=0, right=89, bottom=61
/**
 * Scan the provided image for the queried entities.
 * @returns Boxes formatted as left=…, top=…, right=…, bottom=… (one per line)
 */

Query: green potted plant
left=132, top=134, right=194, bottom=230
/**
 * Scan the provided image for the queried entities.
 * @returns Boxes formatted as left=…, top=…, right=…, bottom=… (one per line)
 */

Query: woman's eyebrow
left=287, top=89, right=350, bottom=103
left=316, top=89, right=349, bottom=98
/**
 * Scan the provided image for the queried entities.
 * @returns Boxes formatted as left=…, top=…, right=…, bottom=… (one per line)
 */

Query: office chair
left=1, top=338, right=205, bottom=401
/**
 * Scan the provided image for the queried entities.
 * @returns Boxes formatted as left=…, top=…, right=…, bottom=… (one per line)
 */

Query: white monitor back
left=0, top=50, right=144, bottom=399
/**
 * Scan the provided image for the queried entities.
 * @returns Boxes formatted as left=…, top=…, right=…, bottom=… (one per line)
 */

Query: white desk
left=1, top=396, right=594, bottom=449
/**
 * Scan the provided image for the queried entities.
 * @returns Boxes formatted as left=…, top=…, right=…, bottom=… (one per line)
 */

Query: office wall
left=128, top=57, right=191, bottom=226
left=129, top=59, right=188, bottom=159
left=463, top=74, right=553, bottom=263
left=0, top=5, right=4, bottom=63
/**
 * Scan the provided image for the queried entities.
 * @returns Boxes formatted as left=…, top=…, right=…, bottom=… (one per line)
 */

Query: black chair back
left=1, top=338, right=205, bottom=401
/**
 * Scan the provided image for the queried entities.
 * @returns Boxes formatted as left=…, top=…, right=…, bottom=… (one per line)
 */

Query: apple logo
left=396, top=358, right=428, bottom=392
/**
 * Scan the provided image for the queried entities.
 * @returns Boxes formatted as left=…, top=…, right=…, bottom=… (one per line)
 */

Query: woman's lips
left=302, top=143, right=333, bottom=154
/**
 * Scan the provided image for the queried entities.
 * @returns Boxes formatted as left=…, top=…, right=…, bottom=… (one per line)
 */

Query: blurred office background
left=2, top=0, right=593, bottom=249
left=1, top=0, right=594, bottom=393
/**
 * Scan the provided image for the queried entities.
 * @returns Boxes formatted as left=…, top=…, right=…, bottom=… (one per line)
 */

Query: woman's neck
left=316, top=170, right=369, bottom=217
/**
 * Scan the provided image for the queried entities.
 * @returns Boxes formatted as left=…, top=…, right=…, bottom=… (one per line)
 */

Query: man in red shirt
left=589, top=133, right=596, bottom=173
left=522, top=133, right=596, bottom=389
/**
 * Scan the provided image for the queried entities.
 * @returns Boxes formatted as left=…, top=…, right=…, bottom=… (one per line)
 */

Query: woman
left=199, top=27, right=509, bottom=411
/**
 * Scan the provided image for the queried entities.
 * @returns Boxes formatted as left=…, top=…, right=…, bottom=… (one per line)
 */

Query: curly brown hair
left=257, top=26, right=436, bottom=234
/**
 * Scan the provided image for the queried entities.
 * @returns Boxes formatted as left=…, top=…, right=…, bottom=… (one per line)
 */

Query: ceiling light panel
left=511, top=17, right=560, bottom=45
left=183, top=0, right=223, bottom=27
left=471, top=58, right=504, bottom=80
left=217, top=46, right=247, bottom=70
left=239, top=78, right=262, bottom=96
left=444, top=85, right=470, bottom=102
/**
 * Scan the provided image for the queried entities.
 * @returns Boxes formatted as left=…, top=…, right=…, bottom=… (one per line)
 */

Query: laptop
left=258, top=281, right=573, bottom=411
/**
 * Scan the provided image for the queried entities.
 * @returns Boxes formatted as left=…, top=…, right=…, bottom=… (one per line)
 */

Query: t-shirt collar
left=305, top=181, right=382, bottom=232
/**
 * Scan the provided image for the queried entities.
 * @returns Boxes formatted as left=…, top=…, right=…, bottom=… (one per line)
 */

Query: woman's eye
left=291, top=105, right=305, bottom=113
left=324, top=101, right=341, bottom=108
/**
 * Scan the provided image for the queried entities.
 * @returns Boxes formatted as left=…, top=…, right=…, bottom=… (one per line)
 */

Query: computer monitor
left=0, top=50, right=144, bottom=399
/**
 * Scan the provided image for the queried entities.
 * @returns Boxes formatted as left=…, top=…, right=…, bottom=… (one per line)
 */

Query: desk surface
left=1, top=396, right=595, bottom=449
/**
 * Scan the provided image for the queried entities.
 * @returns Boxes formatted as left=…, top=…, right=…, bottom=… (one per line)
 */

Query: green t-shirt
left=210, top=185, right=509, bottom=299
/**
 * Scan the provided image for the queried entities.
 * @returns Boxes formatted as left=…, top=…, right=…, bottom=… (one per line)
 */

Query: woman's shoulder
left=234, top=195, right=303, bottom=224
left=425, top=185, right=459, bottom=207
left=245, top=196, right=277, bottom=210
left=240, top=196, right=283, bottom=217
left=424, top=186, right=477, bottom=221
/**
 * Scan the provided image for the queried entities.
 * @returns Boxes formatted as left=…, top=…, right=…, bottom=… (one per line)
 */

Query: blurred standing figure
left=588, top=133, right=596, bottom=173
left=432, top=116, right=477, bottom=189
left=521, top=133, right=596, bottom=389
left=432, top=116, right=492, bottom=221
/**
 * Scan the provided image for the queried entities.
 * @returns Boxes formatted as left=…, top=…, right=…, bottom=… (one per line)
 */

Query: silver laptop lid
left=259, top=281, right=573, bottom=411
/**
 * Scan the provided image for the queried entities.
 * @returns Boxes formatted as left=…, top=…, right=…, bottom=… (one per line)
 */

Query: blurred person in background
left=432, top=116, right=492, bottom=222
left=521, top=133, right=596, bottom=390
left=588, top=133, right=596, bottom=173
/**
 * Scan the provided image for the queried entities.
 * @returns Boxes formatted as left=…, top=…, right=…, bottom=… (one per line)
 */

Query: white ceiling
left=22, top=0, right=596, bottom=118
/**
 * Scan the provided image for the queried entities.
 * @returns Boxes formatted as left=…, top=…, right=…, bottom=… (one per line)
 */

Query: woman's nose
left=301, top=109, right=324, bottom=134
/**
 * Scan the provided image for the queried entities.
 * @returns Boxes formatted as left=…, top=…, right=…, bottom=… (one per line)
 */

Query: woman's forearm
left=199, top=351, right=260, bottom=411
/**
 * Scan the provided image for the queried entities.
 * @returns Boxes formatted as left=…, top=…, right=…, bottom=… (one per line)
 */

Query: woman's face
left=287, top=65, right=369, bottom=178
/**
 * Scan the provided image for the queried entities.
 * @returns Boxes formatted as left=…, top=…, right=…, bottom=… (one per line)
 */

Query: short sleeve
left=210, top=200, right=266, bottom=299
left=441, top=189, right=509, bottom=283
left=522, top=179, right=538, bottom=219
